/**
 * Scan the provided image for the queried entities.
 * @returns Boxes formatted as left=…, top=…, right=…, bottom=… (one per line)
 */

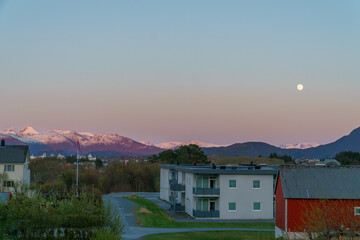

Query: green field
left=142, top=231, right=275, bottom=240
left=124, top=196, right=274, bottom=229
left=209, top=156, right=284, bottom=165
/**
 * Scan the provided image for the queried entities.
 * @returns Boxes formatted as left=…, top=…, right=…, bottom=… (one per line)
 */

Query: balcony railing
left=193, top=210, right=219, bottom=218
left=193, top=187, right=220, bottom=196
left=169, top=179, right=185, bottom=191
left=171, top=203, right=185, bottom=212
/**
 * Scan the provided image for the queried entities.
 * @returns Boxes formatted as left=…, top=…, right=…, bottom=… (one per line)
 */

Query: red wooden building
left=275, top=166, right=360, bottom=239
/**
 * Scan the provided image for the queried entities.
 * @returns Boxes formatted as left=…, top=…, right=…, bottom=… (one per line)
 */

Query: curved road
left=103, top=192, right=274, bottom=240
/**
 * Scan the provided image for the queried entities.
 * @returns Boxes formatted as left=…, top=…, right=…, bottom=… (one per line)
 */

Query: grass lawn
left=142, top=231, right=275, bottom=240
left=124, top=196, right=274, bottom=229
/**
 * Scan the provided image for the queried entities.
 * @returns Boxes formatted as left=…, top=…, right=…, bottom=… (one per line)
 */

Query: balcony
left=193, top=187, right=220, bottom=196
left=170, top=203, right=185, bottom=212
left=169, top=180, right=185, bottom=191
left=193, top=210, right=219, bottom=218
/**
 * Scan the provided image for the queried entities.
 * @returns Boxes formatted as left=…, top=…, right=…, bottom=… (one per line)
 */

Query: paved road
left=103, top=192, right=274, bottom=240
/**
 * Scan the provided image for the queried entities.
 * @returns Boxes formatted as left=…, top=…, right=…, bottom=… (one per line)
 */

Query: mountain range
left=279, top=142, right=319, bottom=149
left=140, top=140, right=227, bottom=149
left=1, top=126, right=360, bottom=159
left=202, top=127, right=360, bottom=159
left=0, top=127, right=164, bottom=156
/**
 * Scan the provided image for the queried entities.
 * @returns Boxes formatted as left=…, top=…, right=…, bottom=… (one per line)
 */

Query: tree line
left=29, top=157, right=161, bottom=195
left=268, top=153, right=294, bottom=164
left=335, top=151, right=360, bottom=165
left=148, top=144, right=209, bottom=164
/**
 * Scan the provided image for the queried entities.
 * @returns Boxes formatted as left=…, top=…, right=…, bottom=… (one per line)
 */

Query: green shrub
left=0, top=192, right=122, bottom=240
left=91, top=229, right=121, bottom=240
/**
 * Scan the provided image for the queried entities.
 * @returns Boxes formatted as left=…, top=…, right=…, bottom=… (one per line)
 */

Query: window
left=355, top=207, right=360, bottom=216
left=196, top=199, right=209, bottom=211
left=4, top=165, right=14, bottom=171
left=253, top=180, right=260, bottom=189
left=229, top=180, right=236, bottom=188
left=228, top=202, right=236, bottom=211
left=3, top=181, right=14, bottom=188
left=196, top=176, right=209, bottom=188
left=253, top=202, right=261, bottom=211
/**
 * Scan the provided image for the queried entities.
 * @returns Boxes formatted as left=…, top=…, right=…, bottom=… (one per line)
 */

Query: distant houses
left=159, top=164, right=277, bottom=220
left=30, top=152, right=97, bottom=161
left=275, top=166, right=360, bottom=239
left=0, top=140, right=30, bottom=192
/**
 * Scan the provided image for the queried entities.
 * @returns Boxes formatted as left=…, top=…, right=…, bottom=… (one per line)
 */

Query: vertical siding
left=287, top=199, right=360, bottom=232
left=275, top=175, right=286, bottom=231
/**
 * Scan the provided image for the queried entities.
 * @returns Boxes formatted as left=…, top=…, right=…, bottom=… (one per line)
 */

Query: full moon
left=297, top=84, right=304, bottom=91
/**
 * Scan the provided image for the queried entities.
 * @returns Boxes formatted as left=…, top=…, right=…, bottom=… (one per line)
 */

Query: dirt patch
left=128, top=193, right=137, bottom=199
left=139, top=207, right=152, bottom=214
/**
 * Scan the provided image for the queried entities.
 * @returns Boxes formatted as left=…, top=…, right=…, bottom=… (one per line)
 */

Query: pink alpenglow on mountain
left=279, top=142, right=320, bottom=149
left=0, top=127, right=163, bottom=156
left=155, top=140, right=227, bottom=149
left=17, top=126, right=40, bottom=137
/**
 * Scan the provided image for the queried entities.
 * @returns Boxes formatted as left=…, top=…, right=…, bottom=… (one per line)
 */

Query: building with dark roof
left=275, top=165, right=360, bottom=239
left=159, top=164, right=277, bottom=220
left=0, top=140, right=30, bottom=192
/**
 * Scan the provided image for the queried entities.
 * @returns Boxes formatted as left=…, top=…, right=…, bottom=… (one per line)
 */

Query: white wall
left=0, top=164, right=24, bottom=182
left=23, top=156, right=31, bottom=186
left=185, top=172, right=195, bottom=217
left=159, top=168, right=170, bottom=201
left=0, top=163, right=26, bottom=192
left=219, top=174, right=273, bottom=219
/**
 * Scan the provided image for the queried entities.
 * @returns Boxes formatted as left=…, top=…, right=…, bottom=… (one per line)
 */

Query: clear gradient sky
left=0, top=0, right=359, bottom=146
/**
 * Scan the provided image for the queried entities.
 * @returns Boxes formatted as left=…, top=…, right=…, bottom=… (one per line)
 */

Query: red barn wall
left=275, top=176, right=285, bottom=231
left=287, top=199, right=360, bottom=232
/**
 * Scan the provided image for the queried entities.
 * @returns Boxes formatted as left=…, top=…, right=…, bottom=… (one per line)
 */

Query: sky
left=0, top=0, right=359, bottom=146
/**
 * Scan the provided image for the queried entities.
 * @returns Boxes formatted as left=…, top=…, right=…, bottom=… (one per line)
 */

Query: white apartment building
left=0, top=140, right=31, bottom=192
left=160, top=164, right=277, bottom=219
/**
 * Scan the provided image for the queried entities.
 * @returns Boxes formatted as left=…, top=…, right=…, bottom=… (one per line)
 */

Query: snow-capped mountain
left=279, top=142, right=320, bottom=149
left=154, top=140, right=227, bottom=149
left=18, top=126, right=40, bottom=137
left=0, top=127, right=164, bottom=156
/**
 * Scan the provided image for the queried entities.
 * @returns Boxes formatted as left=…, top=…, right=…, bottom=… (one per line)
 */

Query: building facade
left=160, top=164, right=277, bottom=220
left=0, top=141, right=31, bottom=192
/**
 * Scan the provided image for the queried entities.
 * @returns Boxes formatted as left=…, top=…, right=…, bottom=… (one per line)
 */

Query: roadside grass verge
left=142, top=231, right=275, bottom=240
left=123, top=196, right=274, bottom=229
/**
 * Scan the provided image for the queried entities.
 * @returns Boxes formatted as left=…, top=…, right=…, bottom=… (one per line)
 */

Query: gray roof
left=159, top=164, right=277, bottom=175
left=278, top=165, right=360, bottom=199
left=0, top=145, right=29, bottom=164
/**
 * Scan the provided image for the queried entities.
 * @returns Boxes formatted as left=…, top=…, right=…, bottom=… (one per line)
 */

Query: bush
left=91, top=229, right=121, bottom=240
left=0, top=192, right=123, bottom=240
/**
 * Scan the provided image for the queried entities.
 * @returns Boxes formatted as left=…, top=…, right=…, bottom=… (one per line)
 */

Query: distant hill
left=203, top=142, right=286, bottom=158
left=203, top=127, right=360, bottom=159
left=295, top=127, right=360, bottom=158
